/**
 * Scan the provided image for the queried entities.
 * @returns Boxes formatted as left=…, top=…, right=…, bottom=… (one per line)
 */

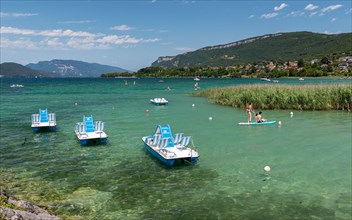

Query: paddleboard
left=238, top=121, right=276, bottom=125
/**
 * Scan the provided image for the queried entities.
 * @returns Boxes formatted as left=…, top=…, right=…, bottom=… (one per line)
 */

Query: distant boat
left=31, top=109, right=56, bottom=132
left=142, top=124, right=199, bottom=166
left=10, top=84, right=24, bottom=88
left=272, top=80, right=279, bottom=83
left=150, top=98, right=168, bottom=105
left=194, top=77, right=200, bottom=81
left=74, top=115, right=108, bottom=145
left=299, top=78, right=304, bottom=81
left=261, top=78, right=271, bottom=82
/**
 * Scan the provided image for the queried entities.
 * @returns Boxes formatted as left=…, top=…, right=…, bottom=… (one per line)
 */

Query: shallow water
left=1, top=77, right=351, bottom=219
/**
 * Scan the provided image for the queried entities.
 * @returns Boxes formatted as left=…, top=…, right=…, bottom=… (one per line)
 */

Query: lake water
left=1, top=78, right=351, bottom=219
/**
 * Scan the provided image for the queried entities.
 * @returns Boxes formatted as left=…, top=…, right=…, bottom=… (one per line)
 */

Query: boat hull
left=142, top=137, right=199, bottom=166
left=143, top=141, right=174, bottom=166
left=32, top=125, right=56, bottom=132
left=150, top=101, right=168, bottom=106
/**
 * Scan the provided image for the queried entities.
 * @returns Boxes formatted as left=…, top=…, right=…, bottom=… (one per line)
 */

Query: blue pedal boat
left=74, top=115, right=108, bottom=145
left=142, top=124, right=199, bottom=166
left=31, top=109, right=56, bottom=132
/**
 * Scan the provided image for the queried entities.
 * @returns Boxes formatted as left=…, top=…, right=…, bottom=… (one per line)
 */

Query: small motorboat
left=31, top=109, right=56, bottom=132
left=142, top=124, right=199, bottom=166
left=74, top=115, right=108, bottom=145
left=150, top=98, right=168, bottom=105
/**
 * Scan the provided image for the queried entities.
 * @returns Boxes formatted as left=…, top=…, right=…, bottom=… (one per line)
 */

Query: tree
left=320, top=56, right=330, bottom=65
left=297, top=58, right=304, bottom=68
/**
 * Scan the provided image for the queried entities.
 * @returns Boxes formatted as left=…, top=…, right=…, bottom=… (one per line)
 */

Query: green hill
left=0, top=62, right=50, bottom=78
left=152, top=31, right=352, bottom=68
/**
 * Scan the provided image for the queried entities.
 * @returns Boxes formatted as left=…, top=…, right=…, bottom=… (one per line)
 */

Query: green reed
left=194, top=84, right=352, bottom=111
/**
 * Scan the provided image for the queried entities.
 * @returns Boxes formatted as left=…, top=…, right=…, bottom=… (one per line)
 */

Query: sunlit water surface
left=1, top=78, right=351, bottom=219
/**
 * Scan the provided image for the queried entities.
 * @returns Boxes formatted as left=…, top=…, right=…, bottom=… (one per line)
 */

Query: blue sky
left=1, top=0, right=351, bottom=71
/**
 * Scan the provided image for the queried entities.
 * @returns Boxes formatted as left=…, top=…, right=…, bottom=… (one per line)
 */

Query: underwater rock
left=0, top=190, right=61, bottom=220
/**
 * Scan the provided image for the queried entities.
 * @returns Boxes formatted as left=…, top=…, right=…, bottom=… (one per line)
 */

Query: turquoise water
left=1, top=78, right=351, bottom=219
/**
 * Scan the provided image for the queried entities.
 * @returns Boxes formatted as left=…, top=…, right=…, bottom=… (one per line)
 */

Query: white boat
left=272, top=80, right=279, bottom=83
left=194, top=77, right=200, bottom=81
left=31, top=109, right=56, bottom=132
left=150, top=98, right=168, bottom=105
left=299, top=78, right=304, bottom=81
left=142, top=124, right=199, bottom=166
left=261, top=78, right=271, bottom=82
left=74, top=115, right=108, bottom=145
left=10, top=84, right=24, bottom=88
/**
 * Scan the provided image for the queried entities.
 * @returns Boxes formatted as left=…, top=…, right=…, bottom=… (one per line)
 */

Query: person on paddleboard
left=246, top=102, right=254, bottom=123
left=255, top=111, right=267, bottom=123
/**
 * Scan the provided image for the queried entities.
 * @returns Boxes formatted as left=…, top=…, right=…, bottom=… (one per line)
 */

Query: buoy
left=278, top=121, right=282, bottom=125
left=290, top=112, right=293, bottom=115
left=264, top=165, right=271, bottom=175
left=192, top=104, right=195, bottom=107
left=75, top=102, right=78, bottom=106
left=209, top=117, right=212, bottom=120
left=146, top=109, right=149, bottom=113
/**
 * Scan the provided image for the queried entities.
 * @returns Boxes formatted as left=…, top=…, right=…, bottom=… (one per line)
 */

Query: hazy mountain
left=0, top=62, right=50, bottom=78
left=152, top=31, right=352, bottom=68
left=26, top=59, right=129, bottom=77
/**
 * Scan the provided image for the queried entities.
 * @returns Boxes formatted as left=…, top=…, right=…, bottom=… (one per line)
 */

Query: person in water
left=194, top=82, right=199, bottom=90
left=246, top=102, right=254, bottom=123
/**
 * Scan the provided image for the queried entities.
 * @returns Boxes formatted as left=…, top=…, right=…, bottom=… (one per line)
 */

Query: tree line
left=101, top=56, right=352, bottom=78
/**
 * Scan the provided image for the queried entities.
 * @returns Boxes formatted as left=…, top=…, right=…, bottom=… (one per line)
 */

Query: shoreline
left=0, top=189, right=61, bottom=220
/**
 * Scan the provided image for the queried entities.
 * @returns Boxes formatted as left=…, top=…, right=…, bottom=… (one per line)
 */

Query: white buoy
left=278, top=121, right=282, bottom=125
left=192, top=104, right=195, bottom=107
left=290, top=112, right=293, bottom=115
left=264, top=165, right=271, bottom=175
left=75, top=102, right=78, bottom=106
left=209, top=117, right=212, bottom=120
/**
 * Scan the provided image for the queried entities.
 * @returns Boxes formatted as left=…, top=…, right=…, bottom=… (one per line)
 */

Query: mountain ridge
left=152, top=31, right=352, bottom=68
left=26, top=59, right=129, bottom=77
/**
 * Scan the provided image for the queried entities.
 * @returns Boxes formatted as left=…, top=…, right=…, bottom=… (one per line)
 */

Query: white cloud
left=1, top=26, right=98, bottom=37
left=261, top=13, right=279, bottom=19
left=45, top=38, right=64, bottom=47
left=175, top=47, right=194, bottom=51
left=249, top=15, right=255, bottom=19
left=274, top=3, right=288, bottom=11
left=58, top=20, right=95, bottom=24
left=0, top=26, right=160, bottom=50
left=331, top=18, right=336, bottom=22
left=304, top=4, right=318, bottom=11
left=309, top=11, right=318, bottom=17
left=0, top=12, right=38, bottom=17
left=0, top=37, right=38, bottom=49
left=286, top=11, right=304, bottom=17
left=321, top=4, right=342, bottom=13
left=323, top=30, right=340, bottom=35
left=110, top=25, right=134, bottom=31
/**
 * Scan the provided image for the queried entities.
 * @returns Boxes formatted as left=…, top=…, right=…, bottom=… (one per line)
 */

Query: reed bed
left=194, top=84, right=352, bottom=111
